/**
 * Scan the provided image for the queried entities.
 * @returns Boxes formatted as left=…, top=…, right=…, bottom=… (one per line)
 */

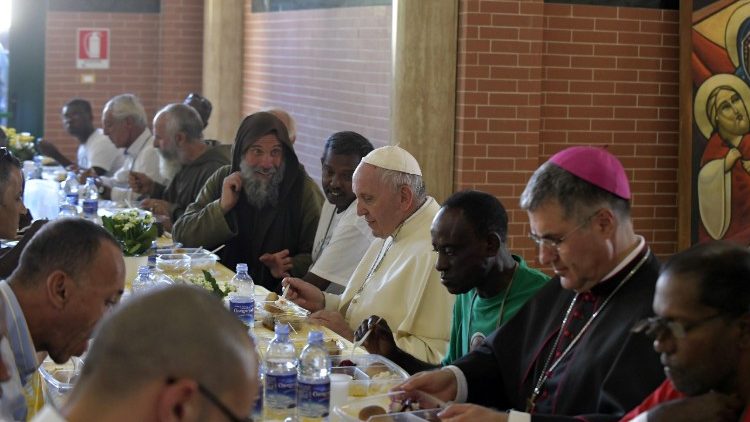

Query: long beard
left=240, top=160, right=285, bottom=209
left=158, top=153, right=182, bottom=181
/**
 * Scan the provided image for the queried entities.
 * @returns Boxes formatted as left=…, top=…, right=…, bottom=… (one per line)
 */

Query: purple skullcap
left=548, top=146, right=631, bottom=200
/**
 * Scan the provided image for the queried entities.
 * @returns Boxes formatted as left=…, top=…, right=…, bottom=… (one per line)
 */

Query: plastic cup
left=330, top=373, right=353, bottom=422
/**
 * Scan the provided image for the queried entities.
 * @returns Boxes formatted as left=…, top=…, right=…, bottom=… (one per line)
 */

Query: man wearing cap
left=398, top=146, right=664, bottom=421
left=173, top=112, right=322, bottom=292
left=284, top=146, right=454, bottom=364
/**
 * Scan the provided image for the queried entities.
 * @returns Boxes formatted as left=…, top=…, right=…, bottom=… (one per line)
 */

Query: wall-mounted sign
left=77, top=28, right=109, bottom=69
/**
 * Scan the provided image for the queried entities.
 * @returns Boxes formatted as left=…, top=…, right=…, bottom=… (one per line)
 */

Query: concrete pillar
left=202, top=0, right=243, bottom=143
left=391, top=0, right=458, bottom=203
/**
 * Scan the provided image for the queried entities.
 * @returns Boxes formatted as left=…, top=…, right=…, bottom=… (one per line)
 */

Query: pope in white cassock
left=283, top=146, right=454, bottom=363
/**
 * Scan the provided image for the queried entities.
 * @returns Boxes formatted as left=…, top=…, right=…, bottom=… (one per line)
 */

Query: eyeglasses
left=528, top=210, right=598, bottom=252
left=631, top=313, right=725, bottom=340
left=167, top=377, right=253, bottom=422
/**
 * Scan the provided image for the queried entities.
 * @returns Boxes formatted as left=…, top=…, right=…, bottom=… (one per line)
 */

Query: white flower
left=121, top=223, right=134, bottom=232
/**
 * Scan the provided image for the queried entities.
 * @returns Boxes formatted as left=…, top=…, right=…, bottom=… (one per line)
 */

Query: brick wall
left=156, top=0, right=204, bottom=109
left=243, top=5, right=392, bottom=182
left=44, top=0, right=203, bottom=160
left=455, top=0, right=680, bottom=265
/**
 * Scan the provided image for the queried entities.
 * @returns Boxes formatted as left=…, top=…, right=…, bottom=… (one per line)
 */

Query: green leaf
left=202, top=270, right=227, bottom=299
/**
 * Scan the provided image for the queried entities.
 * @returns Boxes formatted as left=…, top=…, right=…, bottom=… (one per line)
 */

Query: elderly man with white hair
left=97, top=93, right=166, bottom=203
left=284, top=146, right=454, bottom=364
left=128, top=103, right=229, bottom=231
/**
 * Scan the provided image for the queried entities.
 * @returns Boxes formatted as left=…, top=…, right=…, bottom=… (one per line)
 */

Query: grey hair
left=519, top=161, right=630, bottom=223
left=155, top=103, right=204, bottom=143
left=379, top=167, right=427, bottom=204
left=104, top=94, right=147, bottom=127
left=262, top=107, right=296, bottom=142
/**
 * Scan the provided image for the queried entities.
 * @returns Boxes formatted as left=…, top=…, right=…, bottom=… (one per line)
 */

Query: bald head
left=262, top=107, right=296, bottom=144
left=75, top=286, right=257, bottom=401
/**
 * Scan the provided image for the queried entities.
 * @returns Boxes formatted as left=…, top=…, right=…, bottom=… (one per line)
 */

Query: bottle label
left=297, top=380, right=330, bottom=418
left=82, top=199, right=98, bottom=216
left=66, top=193, right=78, bottom=205
left=265, top=373, right=297, bottom=410
left=229, top=296, right=254, bottom=325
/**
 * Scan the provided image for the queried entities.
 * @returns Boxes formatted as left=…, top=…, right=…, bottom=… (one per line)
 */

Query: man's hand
left=396, top=368, right=458, bottom=403
left=140, top=198, right=172, bottom=217
left=220, top=171, right=243, bottom=213
left=153, top=214, right=173, bottom=233
left=77, top=168, right=97, bottom=184
left=438, top=404, right=508, bottom=422
left=37, top=139, right=73, bottom=167
left=354, top=316, right=398, bottom=357
left=281, top=277, right=325, bottom=312
left=647, top=392, right=742, bottom=422
left=308, top=310, right=353, bottom=340
left=259, top=249, right=292, bottom=278
left=129, top=171, right=155, bottom=195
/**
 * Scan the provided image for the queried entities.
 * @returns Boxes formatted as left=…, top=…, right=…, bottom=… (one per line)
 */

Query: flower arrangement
left=1, top=126, right=36, bottom=161
left=101, top=209, right=158, bottom=256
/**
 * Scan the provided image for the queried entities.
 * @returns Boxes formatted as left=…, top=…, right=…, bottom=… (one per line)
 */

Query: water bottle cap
left=236, top=263, right=248, bottom=272
left=137, top=265, right=150, bottom=275
left=274, top=322, right=290, bottom=336
left=308, top=330, right=324, bottom=344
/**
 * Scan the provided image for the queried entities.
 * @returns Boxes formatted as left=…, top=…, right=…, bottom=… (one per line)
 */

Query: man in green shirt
left=355, top=190, right=549, bottom=373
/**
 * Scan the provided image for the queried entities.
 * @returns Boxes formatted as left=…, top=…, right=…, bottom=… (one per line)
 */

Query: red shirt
left=621, top=379, right=750, bottom=422
left=620, top=379, right=685, bottom=421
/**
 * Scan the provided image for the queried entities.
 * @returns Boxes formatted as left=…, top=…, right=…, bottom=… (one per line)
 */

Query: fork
left=350, top=316, right=383, bottom=359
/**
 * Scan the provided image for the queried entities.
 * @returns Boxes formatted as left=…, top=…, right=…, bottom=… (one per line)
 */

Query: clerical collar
left=599, top=235, right=645, bottom=284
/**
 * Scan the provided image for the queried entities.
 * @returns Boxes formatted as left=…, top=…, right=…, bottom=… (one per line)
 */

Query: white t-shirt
left=76, top=129, right=124, bottom=176
left=309, top=200, right=374, bottom=288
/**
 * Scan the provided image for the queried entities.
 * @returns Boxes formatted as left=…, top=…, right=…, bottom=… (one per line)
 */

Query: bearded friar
left=173, top=111, right=323, bottom=292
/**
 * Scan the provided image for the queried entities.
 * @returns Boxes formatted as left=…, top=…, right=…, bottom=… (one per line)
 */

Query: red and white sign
left=77, top=28, right=110, bottom=69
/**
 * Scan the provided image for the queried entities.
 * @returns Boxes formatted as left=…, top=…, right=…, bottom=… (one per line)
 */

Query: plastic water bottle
left=58, top=174, right=78, bottom=217
left=61, top=171, right=80, bottom=206
left=297, top=331, right=331, bottom=421
left=33, top=155, right=43, bottom=179
left=131, top=265, right=152, bottom=293
left=229, top=263, right=255, bottom=327
left=81, top=177, right=99, bottom=221
left=264, top=323, right=297, bottom=420
left=252, top=337, right=265, bottom=421
left=22, top=161, right=38, bottom=180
